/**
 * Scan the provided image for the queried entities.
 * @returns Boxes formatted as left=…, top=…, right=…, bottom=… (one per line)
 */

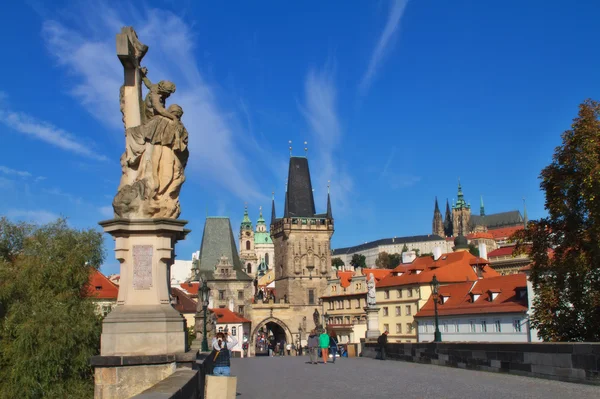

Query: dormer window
left=517, top=289, right=526, bottom=299
left=395, top=272, right=404, bottom=277
left=441, top=295, right=450, bottom=304
left=470, top=293, right=481, bottom=302
left=95, top=286, right=102, bottom=290
left=415, top=270, right=422, bottom=275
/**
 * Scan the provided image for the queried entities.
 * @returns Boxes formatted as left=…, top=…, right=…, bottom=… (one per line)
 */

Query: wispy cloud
left=0, top=165, right=32, bottom=178
left=41, top=4, right=265, bottom=202
left=6, top=209, right=61, bottom=224
left=0, top=107, right=108, bottom=161
left=99, top=206, right=113, bottom=218
left=42, top=187, right=84, bottom=205
left=359, top=0, right=409, bottom=94
left=301, top=62, right=353, bottom=214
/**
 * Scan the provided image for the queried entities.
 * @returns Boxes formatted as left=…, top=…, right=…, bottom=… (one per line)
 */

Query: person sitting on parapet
left=212, top=331, right=238, bottom=376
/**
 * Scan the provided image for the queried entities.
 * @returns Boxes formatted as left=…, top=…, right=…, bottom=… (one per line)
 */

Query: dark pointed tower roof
left=480, top=195, right=485, bottom=216
left=434, top=197, right=441, bottom=214
left=284, top=157, right=316, bottom=217
left=444, top=198, right=453, bottom=237
left=326, top=183, right=332, bottom=219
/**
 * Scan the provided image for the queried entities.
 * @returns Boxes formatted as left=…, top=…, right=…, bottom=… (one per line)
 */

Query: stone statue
left=366, top=273, right=377, bottom=307
left=313, top=309, right=320, bottom=328
left=112, top=27, right=189, bottom=220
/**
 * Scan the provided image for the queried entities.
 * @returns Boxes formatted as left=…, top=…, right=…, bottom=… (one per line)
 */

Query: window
left=231, top=326, right=237, bottom=336
left=454, top=321, right=459, bottom=333
left=238, top=305, right=244, bottom=314
left=395, top=306, right=401, bottom=316
left=443, top=322, right=448, bottom=333
left=470, top=320, right=476, bottom=333
left=331, top=285, right=337, bottom=293
left=356, top=283, right=362, bottom=290
left=406, top=323, right=413, bottom=333
left=265, top=253, right=269, bottom=265
left=383, top=323, right=389, bottom=332
left=346, top=300, right=351, bottom=309
left=340, top=300, right=345, bottom=309
left=405, top=305, right=411, bottom=316
left=384, top=290, right=390, bottom=299
left=513, top=319, right=522, bottom=332
left=481, top=320, right=487, bottom=333
left=218, top=327, right=224, bottom=332
left=219, top=290, right=225, bottom=300
left=407, top=289, right=413, bottom=298
left=308, top=289, right=315, bottom=305
left=494, top=320, right=501, bottom=332
left=246, top=240, right=250, bottom=250
left=247, top=263, right=252, bottom=274
left=397, top=289, right=403, bottom=298
left=238, top=290, right=244, bottom=300
left=383, top=307, right=389, bottom=316
left=345, top=316, right=351, bottom=324
left=355, top=299, right=361, bottom=308
left=396, top=323, right=402, bottom=334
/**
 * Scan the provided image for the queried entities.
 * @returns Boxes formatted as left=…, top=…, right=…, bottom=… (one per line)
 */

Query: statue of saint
left=313, top=308, right=320, bottom=328
left=112, top=27, right=189, bottom=219
left=366, top=273, right=377, bottom=307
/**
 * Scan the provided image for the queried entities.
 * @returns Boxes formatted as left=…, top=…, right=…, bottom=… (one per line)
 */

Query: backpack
left=377, top=335, right=384, bottom=345
left=202, top=349, right=220, bottom=374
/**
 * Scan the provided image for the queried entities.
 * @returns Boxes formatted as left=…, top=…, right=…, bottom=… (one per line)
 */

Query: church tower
left=444, top=199, right=453, bottom=237
left=432, top=197, right=444, bottom=237
left=271, top=156, right=334, bottom=307
left=239, top=206, right=258, bottom=276
left=452, top=179, right=471, bottom=236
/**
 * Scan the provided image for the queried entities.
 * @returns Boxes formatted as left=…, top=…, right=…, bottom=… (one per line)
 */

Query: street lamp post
left=430, top=274, right=442, bottom=342
left=200, top=278, right=211, bottom=352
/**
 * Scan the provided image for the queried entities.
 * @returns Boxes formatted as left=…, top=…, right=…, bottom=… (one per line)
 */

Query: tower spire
left=271, top=192, right=276, bottom=225
left=480, top=195, right=485, bottom=216
left=434, top=196, right=440, bottom=213
left=326, top=180, right=332, bottom=219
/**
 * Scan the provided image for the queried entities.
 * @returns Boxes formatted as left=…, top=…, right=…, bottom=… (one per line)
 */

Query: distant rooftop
left=332, top=234, right=445, bottom=256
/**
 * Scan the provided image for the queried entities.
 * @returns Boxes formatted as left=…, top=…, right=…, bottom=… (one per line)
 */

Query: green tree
left=388, top=253, right=401, bottom=269
left=375, top=252, right=390, bottom=268
left=331, top=257, right=345, bottom=268
left=0, top=218, right=104, bottom=398
left=513, top=99, right=600, bottom=342
left=401, top=244, right=409, bottom=253
left=468, top=243, right=480, bottom=257
left=350, top=254, right=366, bottom=269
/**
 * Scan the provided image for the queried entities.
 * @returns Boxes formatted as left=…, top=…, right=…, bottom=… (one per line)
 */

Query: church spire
left=455, top=178, right=470, bottom=210
left=434, top=196, right=440, bottom=213
left=480, top=195, right=485, bottom=216
left=271, top=192, right=276, bottom=225
left=241, top=204, right=252, bottom=231
left=326, top=181, right=332, bottom=219
left=444, top=198, right=453, bottom=237
left=433, top=196, right=444, bottom=237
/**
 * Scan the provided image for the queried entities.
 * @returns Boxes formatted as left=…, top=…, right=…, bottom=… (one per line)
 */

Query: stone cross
left=116, top=27, right=148, bottom=129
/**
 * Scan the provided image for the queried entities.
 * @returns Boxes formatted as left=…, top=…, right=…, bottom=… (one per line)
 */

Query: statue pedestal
left=364, top=306, right=381, bottom=339
left=93, top=218, right=190, bottom=399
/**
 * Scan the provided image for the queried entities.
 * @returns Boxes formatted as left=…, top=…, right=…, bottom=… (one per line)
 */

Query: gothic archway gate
left=249, top=317, right=293, bottom=357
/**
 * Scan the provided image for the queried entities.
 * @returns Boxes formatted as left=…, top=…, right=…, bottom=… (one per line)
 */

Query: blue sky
left=1, top=1, right=599, bottom=275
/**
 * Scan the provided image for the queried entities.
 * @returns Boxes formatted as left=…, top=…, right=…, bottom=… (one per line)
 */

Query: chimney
left=478, top=242, right=488, bottom=260
left=402, top=251, right=417, bottom=264
left=433, top=246, right=442, bottom=261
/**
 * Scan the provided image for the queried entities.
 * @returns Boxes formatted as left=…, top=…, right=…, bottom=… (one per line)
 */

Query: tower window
left=247, top=263, right=252, bottom=273
left=246, top=240, right=250, bottom=250
left=265, top=253, right=269, bottom=265
left=308, top=289, right=315, bottom=305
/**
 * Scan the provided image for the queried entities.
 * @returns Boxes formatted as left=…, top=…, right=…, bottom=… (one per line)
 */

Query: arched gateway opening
left=251, top=318, right=292, bottom=357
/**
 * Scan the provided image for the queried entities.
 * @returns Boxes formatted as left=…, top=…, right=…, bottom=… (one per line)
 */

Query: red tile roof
left=488, top=245, right=518, bottom=257
left=467, top=232, right=494, bottom=239
left=210, top=308, right=251, bottom=324
left=180, top=282, right=199, bottom=296
left=488, top=226, right=523, bottom=240
left=361, top=268, right=392, bottom=282
left=86, top=269, right=119, bottom=300
left=377, top=251, right=499, bottom=288
left=171, top=287, right=197, bottom=313
left=414, top=274, right=527, bottom=317
left=337, top=271, right=354, bottom=288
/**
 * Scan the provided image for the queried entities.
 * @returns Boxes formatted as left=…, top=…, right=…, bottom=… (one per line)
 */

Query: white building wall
left=216, top=322, right=250, bottom=357
left=255, top=242, right=275, bottom=269
left=171, top=260, right=193, bottom=285
left=417, top=313, right=529, bottom=343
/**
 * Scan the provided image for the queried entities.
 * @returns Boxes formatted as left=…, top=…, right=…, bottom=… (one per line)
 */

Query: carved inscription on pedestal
left=133, top=245, right=153, bottom=290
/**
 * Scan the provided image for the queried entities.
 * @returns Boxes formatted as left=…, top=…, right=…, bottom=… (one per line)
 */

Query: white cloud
left=359, top=0, right=409, bottom=94
left=301, top=64, right=353, bottom=214
left=6, top=209, right=60, bottom=224
left=41, top=5, right=265, bottom=202
left=99, top=206, right=113, bottom=218
left=0, top=165, right=32, bottom=178
left=0, top=108, right=108, bottom=161
left=42, top=187, right=84, bottom=205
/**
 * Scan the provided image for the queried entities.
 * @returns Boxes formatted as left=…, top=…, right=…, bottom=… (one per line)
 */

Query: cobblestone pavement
left=231, top=355, right=599, bottom=399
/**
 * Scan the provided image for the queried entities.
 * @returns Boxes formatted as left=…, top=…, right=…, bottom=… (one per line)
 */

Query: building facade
left=239, top=206, right=275, bottom=278
left=239, top=208, right=259, bottom=276
left=415, top=274, right=531, bottom=342
left=375, top=245, right=499, bottom=343
left=488, top=245, right=531, bottom=275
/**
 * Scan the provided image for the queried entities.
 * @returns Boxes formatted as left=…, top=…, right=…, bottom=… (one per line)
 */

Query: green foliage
left=468, top=243, right=480, bottom=257
left=513, top=99, right=600, bottom=342
left=401, top=244, right=409, bottom=253
left=388, top=253, right=401, bottom=269
left=331, top=257, right=345, bottom=268
left=0, top=218, right=104, bottom=398
left=420, top=252, right=434, bottom=258
left=187, top=326, right=196, bottom=351
left=350, top=254, right=366, bottom=269
left=375, top=252, right=390, bottom=268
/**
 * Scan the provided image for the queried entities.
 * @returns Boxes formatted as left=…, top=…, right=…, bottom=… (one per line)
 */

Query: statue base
left=98, top=218, right=190, bottom=356
left=364, top=306, right=381, bottom=339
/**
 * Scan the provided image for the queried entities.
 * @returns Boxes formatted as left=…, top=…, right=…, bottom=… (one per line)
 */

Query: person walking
left=377, top=330, right=389, bottom=360
left=307, top=330, right=319, bottom=364
left=329, top=331, right=339, bottom=363
left=279, top=340, right=285, bottom=356
left=319, top=330, right=330, bottom=364
left=268, top=338, right=275, bottom=357
left=211, top=331, right=238, bottom=376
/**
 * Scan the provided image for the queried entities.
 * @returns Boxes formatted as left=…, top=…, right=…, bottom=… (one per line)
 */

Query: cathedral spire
left=433, top=196, right=444, bottom=237
left=326, top=181, right=332, bottom=219
left=480, top=195, right=485, bottom=216
left=455, top=178, right=470, bottom=210
left=444, top=198, right=453, bottom=237
left=271, top=192, right=276, bottom=225
left=434, top=196, right=440, bottom=213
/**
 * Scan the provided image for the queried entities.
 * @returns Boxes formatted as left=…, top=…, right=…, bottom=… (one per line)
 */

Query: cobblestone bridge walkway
left=231, top=356, right=598, bottom=398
